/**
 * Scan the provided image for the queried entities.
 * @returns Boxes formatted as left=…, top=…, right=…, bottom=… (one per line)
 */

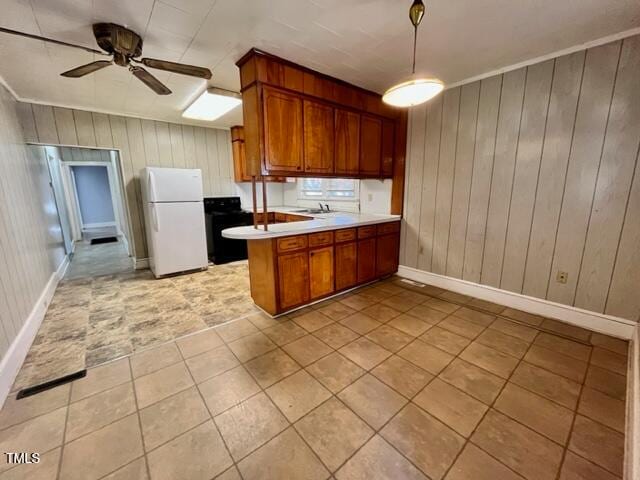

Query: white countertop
left=223, top=209, right=401, bottom=239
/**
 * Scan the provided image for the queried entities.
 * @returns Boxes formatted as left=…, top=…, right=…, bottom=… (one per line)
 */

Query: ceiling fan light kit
left=383, top=0, right=444, bottom=107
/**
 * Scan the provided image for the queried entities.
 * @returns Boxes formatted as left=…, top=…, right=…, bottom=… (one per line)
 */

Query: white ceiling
left=0, top=0, right=638, bottom=129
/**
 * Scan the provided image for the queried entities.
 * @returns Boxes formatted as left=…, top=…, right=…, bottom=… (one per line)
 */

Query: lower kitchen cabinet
left=357, top=238, right=377, bottom=283
left=376, top=232, right=400, bottom=276
left=309, top=246, right=334, bottom=299
left=278, top=251, right=310, bottom=309
left=335, top=241, right=357, bottom=290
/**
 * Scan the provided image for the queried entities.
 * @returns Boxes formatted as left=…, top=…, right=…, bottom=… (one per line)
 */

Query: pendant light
left=383, top=0, right=443, bottom=107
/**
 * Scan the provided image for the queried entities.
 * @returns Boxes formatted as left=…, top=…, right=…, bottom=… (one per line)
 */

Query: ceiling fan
left=0, top=23, right=212, bottom=95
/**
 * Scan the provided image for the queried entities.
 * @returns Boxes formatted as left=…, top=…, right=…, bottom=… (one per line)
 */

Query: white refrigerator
left=141, top=167, right=208, bottom=278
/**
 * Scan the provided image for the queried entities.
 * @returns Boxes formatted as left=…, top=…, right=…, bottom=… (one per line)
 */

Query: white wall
left=72, top=165, right=115, bottom=226
left=235, top=182, right=285, bottom=209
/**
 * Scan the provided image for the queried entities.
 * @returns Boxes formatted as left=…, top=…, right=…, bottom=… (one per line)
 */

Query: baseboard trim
left=626, top=325, right=639, bottom=480
left=134, top=257, right=149, bottom=270
left=0, top=255, right=69, bottom=408
left=397, top=265, right=636, bottom=340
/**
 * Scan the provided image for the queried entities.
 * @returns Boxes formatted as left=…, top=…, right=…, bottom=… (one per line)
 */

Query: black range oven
left=203, top=197, right=253, bottom=264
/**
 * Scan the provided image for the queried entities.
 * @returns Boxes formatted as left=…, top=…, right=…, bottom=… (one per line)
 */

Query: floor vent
left=16, top=370, right=87, bottom=399
left=90, top=236, right=118, bottom=245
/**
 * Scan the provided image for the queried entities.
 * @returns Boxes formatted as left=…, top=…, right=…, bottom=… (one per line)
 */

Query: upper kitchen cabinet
left=236, top=48, right=406, bottom=179
left=231, top=126, right=286, bottom=182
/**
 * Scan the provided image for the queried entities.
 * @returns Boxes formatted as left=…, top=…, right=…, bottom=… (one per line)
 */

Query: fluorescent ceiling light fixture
left=182, top=87, right=241, bottom=121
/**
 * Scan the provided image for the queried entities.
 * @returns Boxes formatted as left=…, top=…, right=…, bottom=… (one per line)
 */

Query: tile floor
left=64, top=228, right=132, bottom=281
left=0, top=277, right=629, bottom=480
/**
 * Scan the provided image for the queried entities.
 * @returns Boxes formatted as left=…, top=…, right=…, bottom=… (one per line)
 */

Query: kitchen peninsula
left=223, top=212, right=400, bottom=315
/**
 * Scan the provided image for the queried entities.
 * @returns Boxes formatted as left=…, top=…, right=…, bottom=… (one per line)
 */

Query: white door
left=145, top=167, right=203, bottom=202
left=148, top=201, right=207, bottom=276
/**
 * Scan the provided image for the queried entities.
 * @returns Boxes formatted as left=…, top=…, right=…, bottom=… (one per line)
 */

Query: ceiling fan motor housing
left=93, top=23, right=142, bottom=65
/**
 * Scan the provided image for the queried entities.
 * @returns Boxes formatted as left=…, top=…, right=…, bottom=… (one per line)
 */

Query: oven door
left=210, top=217, right=251, bottom=264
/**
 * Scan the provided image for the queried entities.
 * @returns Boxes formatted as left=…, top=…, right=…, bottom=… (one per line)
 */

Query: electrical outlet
left=556, top=271, right=568, bottom=284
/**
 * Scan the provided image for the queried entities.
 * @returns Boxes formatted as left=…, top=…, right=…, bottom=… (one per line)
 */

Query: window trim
left=297, top=178, right=360, bottom=202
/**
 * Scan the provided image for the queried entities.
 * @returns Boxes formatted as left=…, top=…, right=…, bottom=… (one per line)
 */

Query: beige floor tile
left=584, top=365, right=626, bottom=401
left=335, top=435, right=428, bottom=480
left=438, top=291, right=472, bottom=304
left=134, top=362, right=194, bottom=409
left=424, top=297, right=461, bottom=314
left=176, top=329, right=224, bottom=359
left=452, top=307, right=496, bottom=327
left=365, top=325, right=413, bottom=352
left=139, top=386, right=209, bottom=451
left=398, top=339, right=454, bottom=375
left=0, top=447, right=61, bottom=480
left=371, top=355, right=433, bottom=398
left=317, top=302, right=357, bottom=321
left=130, top=343, right=182, bottom=378
left=360, top=304, right=402, bottom=322
left=262, top=321, right=307, bottom=346
left=214, top=392, right=289, bottom=460
left=489, top=318, right=538, bottom=342
left=227, top=332, right=277, bottom=362
left=590, top=347, right=627, bottom=375
left=147, top=420, right=232, bottom=480
left=420, top=326, right=471, bottom=355
left=439, top=359, right=505, bottom=405
left=590, top=333, right=628, bottom=356
left=283, top=335, right=333, bottom=366
left=559, top=451, right=619, bottom=480
left=0, top=384, right=69, bottom=430
left=266, top=370, right=332, bottom=422
left=379, top=295, right=420, bottom=313
left=295, top=397, right=373, bottom=472
left=339, top=337, right=392, bottom=370
left=185, top=345, right=239, bottom=383
left=569, top=415, right=624, bottom=477
left=339, top=312, right=381, bottom=335
left=438, top=316, right=486, bottom=339
left=293, top=310, right=336, bottom=332
left=382, top=403, right=464, bottom=479
left=198, top=365, right=261, bottom=416
left=215, top=466, right=242, bottom=480
left=494, top=383, right=574, bottom=444
left=466, top=298, right=506, bottom=314
left=306, top=352, right=365, bottom=393
left=338, top=374, right=406, bottom=429
left=341, top=294, right=378, bottom=311
left=101, top=457, right=148, bottom=480
left=0, top=408, right=66, bottom=473
left=578, top=387, right=625, bottom=433
left=70, top=358, right=131, bottom=402
left=60, top=414, right=143, bottom=480
left=238, top=428, right=329, bottom=480
left=475, top=329, right=529, bottom=358
left=404, top=304, right=448, bottom=324
left=387, top=314, right=432, bottom=336
left=471, top=410, right=564, bottom=480
left=540, top=319, right=591, bottom=342
left=445, top=443, right=524, bottom=480
left=245, top=312, right=281, bottom=330
left=524, top=345, right=588, bottom=382
left=216, top=319, right=259, bottom=343
left=501, top=308, right=545, bottom=326
left=394, top=290, right=430, bottom=304
left=414, top=378, right=488, bottom=437
left=313, top=323, right=360, bottom=349
left=510, top=362, right=581, bottom=409
left=533, top=333, right=591, bottom=362
left=66, top=383, right=136, bottom=442
left=244, top=349, right=301, bottom=388
left=460, top=342, right=519, bottom=379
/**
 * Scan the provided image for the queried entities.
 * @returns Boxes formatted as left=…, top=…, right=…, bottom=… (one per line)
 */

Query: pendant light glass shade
left=383, top=77, right=443, bottom=107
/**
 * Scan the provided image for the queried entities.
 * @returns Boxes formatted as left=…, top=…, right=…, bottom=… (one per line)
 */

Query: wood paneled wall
left=0, top=85, right=66, bottom=361
left=400, top=34, right=640, bottom=322
left=15, top=103, right=235, bottom=260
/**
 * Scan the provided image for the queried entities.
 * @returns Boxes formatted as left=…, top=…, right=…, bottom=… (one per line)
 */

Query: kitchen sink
left=291, top=208, right=325, bottom=214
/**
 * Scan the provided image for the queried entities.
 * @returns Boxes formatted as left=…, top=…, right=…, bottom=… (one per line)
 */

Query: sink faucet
left=325, top=204, right=330, bottom=212
left=318, top=203, right=324, bottom=212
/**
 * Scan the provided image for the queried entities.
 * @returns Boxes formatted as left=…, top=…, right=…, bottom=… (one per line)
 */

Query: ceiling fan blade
left=0, top=26, right=106, bottom=55
left=130, top=66, right=172, bottom=95
left=61, top=60, right=113, bottom=78
left=139, top=58, right=212, bottom=79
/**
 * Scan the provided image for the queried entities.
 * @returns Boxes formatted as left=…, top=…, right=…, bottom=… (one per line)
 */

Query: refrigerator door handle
left=151, top=203, right=160, bottom=232
left=148, top=170, right=157, bottom=202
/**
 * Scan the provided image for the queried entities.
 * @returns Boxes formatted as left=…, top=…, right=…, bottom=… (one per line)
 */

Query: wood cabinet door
left=263, top=86, right=303, bottom=173
left=357, top=238, right=377, bottom=283
left=303, top=100, right=334, bottom=173
left=278, top=251, right=309, bottom=309
left=309, top=246, right=334, bottom=299
left=381, top=120, right=395, bottom=177
left=376, top=233, right=400, bottom=276
left=359, top=115, right=382, bottom=176
left=335, top=242, right=357, bottom=290
left=334, top=109, right=360, bottom=175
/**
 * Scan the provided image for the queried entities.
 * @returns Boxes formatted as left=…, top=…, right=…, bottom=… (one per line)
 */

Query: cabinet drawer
left=335, top=228, right=356, bottom=242
left=277, top=235, right=308, bottom=253
left=358, top=226, right=376, bottom=239
left=377, top=221, right=400, bottom=235
left=309, top=231, right=334, bottom=247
